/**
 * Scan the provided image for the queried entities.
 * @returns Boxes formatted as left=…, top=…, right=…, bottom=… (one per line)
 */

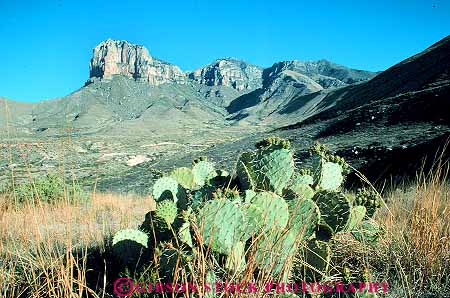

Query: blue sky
left=1, top=0, right=449, bottom=102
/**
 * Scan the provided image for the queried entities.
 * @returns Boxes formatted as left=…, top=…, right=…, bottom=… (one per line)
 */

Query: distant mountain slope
left=0, top=39, right=377, bottom=136
left=226, top=60, right=378, bottom=122
left=271, top=35, right=450, bottom=184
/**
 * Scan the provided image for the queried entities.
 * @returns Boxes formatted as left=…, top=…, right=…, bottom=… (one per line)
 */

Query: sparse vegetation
left=1, top=173, right=89, bottom=206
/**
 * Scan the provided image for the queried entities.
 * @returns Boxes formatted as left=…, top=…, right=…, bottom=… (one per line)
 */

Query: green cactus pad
left=255, top=230, right=299, bottom=276
left=171, top=167, right=196, bottom=190
left=318, top=161, right=344, bottom=191
left=288, top=183, right=315, bottom=200
left=251, top=191, right=289, bottom=231
left=241, top=204, right=264, bottom=239
left=197, top=199, right=245, bottom=255
left=296, top=240, right=332, bottom=282
left=155, top=200, right=178, bottom=228
left=225, top=241, right=246, bottom=272
left=345, top=206, right=367, bottom=232
left=352, top=219, right=382, bottom=244
left=112, top=229, right=149, bottom=266
left=152, top=176, right=180, bottom=202
left=244, top=189, right=257, bottom=203
left=314, top=191, right=351, bottom=233
left=289, top=198, right=320, bottom=240
left=253, top=146, right=295, bottom=194
left=291, top=173, right=314, bottom=186
left=192, top=160, right=217, bottom=187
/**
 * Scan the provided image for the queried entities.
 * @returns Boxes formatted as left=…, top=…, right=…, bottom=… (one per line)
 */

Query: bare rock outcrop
left=89, top=39, right=186, bottom=85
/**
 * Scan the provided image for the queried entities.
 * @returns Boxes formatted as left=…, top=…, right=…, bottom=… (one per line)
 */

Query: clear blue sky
left=1, top=0, right=449, bottom=102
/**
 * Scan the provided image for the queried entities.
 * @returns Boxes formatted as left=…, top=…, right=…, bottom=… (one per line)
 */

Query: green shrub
left=2, top=173, right=89, bottom=205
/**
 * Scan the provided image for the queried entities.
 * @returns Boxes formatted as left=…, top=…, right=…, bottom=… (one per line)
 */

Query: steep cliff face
left=188, top=58, right=263, bottom=91
left=89, top=39, right=186, bottom=85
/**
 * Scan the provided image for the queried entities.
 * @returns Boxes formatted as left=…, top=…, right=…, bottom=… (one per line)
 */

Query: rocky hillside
left=188, top=58, right=263, bottom=91
left=226, top=60, right=377, bottom=122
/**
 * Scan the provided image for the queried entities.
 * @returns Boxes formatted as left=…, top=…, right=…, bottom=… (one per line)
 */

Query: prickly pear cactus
left=314, top=191, right=351, bottom=233
left=112, top=229, right=149, bottom=266
left=152, top=176, right=181, bottom=202
left=250, top=191, right=290, bottom=231
left=192, top=160, right=217, bottom=187
left=354, top=188, right=382, bottom=218
left=171, top=167, right=196, bottom=190
left=154, top=200, right=178, bottom=230
left=116, top=136, right=384, bottom=288
left=197, top=199, right=245, bottom=255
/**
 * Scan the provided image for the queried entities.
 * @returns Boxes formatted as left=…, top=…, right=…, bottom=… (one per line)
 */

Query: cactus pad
left=154, top=199, right=178, bottom=230
left=255, top=230, right=299, bottom=276
left=112, top=229, right=149, bottom=266
left=295, top=240, right=332, bottom=282
left=225, top=241, right=246, bottom=272
left=197, top=199, right=245, bottom=255
left=251, top=191, right=289, bottom=231
left=253, top=146, right=295, bottom=194
left=289, top=198, right=320, bottom=240
left=192, top=160, right=216, bottom=187
left=345, top=206, right=367, bottom=232
left=171, top=167, right=196, bottom=190
left=178, top=222, right=193, bottom=247
left=152, top=176, right=180, bottom=202
left=236, top=151, right=256, bottom=190
left=314, top=191, right=351, bottom=233
left=318, top=161, right=344, bottom=191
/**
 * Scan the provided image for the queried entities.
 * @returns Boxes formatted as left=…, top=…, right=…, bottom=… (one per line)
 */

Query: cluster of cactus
left=112, top=136, right=384, bottom=295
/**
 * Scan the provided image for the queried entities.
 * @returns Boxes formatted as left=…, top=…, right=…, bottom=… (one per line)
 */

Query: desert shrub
left=1, top=173, right=89, bottom=206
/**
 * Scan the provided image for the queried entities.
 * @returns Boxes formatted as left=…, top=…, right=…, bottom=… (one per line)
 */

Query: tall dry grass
left=0, top=193, right=154, bottom=297
left=374, top=155, right=450, bottom=297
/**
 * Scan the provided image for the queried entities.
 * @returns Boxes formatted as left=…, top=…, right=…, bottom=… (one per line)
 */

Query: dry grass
left=0, top=193, right=154, bottom=297
left=374, top=163, right=450, bottom=297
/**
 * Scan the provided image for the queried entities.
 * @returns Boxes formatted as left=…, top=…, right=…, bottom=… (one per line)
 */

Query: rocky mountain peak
left=188, top=58, right=263, bottom=91
left=263, top=59, right=378, bottom=89
left=89, top=39, right=186, bottom=85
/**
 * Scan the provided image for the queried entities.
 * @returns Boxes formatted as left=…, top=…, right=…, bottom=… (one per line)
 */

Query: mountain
left=0, top=39, right=377, bottom=136
left=2, top=36, right=449, bottom=192
left=226, top=60, right=378, bottom=121
left=188, top=58, right=263, bottom=91
left=89, top=39, right=186, bottom=85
